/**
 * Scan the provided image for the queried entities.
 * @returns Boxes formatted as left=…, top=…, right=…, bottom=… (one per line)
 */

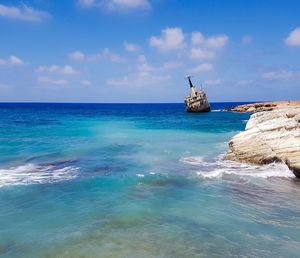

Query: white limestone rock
left=225, top=105, right=300, bottom=177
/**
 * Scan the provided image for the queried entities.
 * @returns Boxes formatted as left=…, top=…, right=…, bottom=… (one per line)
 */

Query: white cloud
left=108, top=73, right=170, bottom=87
left=138, top=57, right=182, bottom=72
left=0, top=4, right=50, bottom=22
left=61, top=65, right=77, bottom=75
left=0, top=55, right=24, bottom=65
left=69, top=50, right=97, bottom=61
left=204, top=79, right=222, bottom=86
left=124, top=42, right=140, bottom=52
left=137, top=54, right=146, bottom=62
left=190, top=31, right=229, bottom=60
left=149, top=27, right=185, bottom=52
left=78, top=0, right=150, bottom=12
left=205, top=35, right=228, bottom=49
left=69, top=51, right=86, bottom=61
left=137, top=62, right=155, bottom=72
left=191, top=32, right=229, bottom=49
left=242, top=35, right=253, bottom=44
left=102, top=48, right=125, bottom=62
left=285, top=27, right=300, bottom=46
left=161, top=61, right=183, bottom=70
left=109, top=0, right=150, bottom=10
left=68, top=48, right=125, bottom=62
left=262, top=69, right=300, bottom=80
left=190, top=48, right=215, bottom=60
left=191, top=32, right=204, bottom=45
left=9, top=55, right=24, bottom=65
left=188, top=63, right=213, bottom=73
left=36, top=65, right=77, bottom=75
left=38, top=77, right=68, bottom=85
left=108, top=57, right=171, bottom=87
left=81, top=80, right=91, bottom=86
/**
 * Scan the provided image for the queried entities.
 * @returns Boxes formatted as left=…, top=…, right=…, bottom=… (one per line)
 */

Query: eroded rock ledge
left=225, top=104, right=300, bottom=178
left=228, top=101, right=300, bottom=113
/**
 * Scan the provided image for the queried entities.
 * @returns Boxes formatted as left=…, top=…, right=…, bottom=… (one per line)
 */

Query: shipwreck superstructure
left=184, top=76, right=211, bottom=113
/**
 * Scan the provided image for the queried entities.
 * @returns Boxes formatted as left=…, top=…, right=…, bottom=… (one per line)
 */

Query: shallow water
left=0, top=103, right=299, bottom=258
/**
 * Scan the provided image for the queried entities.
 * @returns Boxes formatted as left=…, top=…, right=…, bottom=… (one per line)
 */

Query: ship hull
left=185, top=97, right=211, bottom=113
left=186, top=105, right=211, bottom=113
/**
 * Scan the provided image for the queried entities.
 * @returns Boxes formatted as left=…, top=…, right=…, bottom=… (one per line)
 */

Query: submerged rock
left=225, top=105, right=300, bottom=178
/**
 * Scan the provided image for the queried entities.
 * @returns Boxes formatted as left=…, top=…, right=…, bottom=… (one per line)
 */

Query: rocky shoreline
left=228, top=101, right=300, bottom=113
left=225, top=102, right=300, bottom=178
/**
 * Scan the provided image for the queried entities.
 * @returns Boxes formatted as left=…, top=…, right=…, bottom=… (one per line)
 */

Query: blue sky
left=0, top=0, right=299, bottom=102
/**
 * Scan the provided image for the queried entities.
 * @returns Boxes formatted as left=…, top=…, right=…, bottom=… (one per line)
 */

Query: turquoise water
left=0, top=103, right=299, bottom=258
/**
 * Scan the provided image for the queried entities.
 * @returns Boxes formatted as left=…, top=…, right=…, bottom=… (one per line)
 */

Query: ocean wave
left=0, top=163, right=79, bottom=187
left=180, top=155, right=293, bottom=179
left=197, top=160, right=293, bottom=179
left=180, top=156, right=205, bottom=165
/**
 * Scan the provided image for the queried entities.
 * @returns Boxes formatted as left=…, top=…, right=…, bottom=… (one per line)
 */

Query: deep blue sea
left=0, top=103, right=299, bottom=258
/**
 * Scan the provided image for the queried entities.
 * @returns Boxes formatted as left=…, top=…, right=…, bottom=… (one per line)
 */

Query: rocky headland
left=225, top=102, right=300, bottom=178
left=228, top=101, right=300, bottom=113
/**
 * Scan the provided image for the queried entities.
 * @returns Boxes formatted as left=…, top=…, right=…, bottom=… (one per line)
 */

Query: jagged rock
left=225, top=105, right=300, bottom=178
left=227, top=101, right=300, bottom=113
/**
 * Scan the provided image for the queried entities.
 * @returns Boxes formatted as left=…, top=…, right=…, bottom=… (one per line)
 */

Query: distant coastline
left=227, top=101, right=300, bottom=113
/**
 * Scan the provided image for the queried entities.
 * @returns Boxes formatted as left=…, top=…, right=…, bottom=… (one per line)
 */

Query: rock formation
left=228, top=101, right=300, bottom=113
left=225, top=105, right=300, bottom=178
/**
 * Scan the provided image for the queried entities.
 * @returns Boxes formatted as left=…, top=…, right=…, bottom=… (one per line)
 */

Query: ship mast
left=187, top=76, right=194, bottom=88
left=186, top=75, right=196, bottom=97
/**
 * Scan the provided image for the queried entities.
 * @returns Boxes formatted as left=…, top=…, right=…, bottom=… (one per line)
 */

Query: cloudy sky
left=0, top=0, right=299, bottom=102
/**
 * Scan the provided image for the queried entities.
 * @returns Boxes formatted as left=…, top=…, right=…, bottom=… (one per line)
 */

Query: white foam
left=196, top=160, right=293, bottom=179
left=0, top=163, right=79, bottom=187
left=180, top=156, right=205, bottom=165
left=136, top=173, right=145, bottom=178
left=180, top=153, right=293, bottom=179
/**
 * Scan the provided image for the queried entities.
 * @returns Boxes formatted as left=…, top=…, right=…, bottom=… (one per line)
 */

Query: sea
left=0, top=103, right=299, bottom=258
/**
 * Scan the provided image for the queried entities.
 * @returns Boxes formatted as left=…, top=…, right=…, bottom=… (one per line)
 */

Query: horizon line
left=0, top=101, right=263, bottom=104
